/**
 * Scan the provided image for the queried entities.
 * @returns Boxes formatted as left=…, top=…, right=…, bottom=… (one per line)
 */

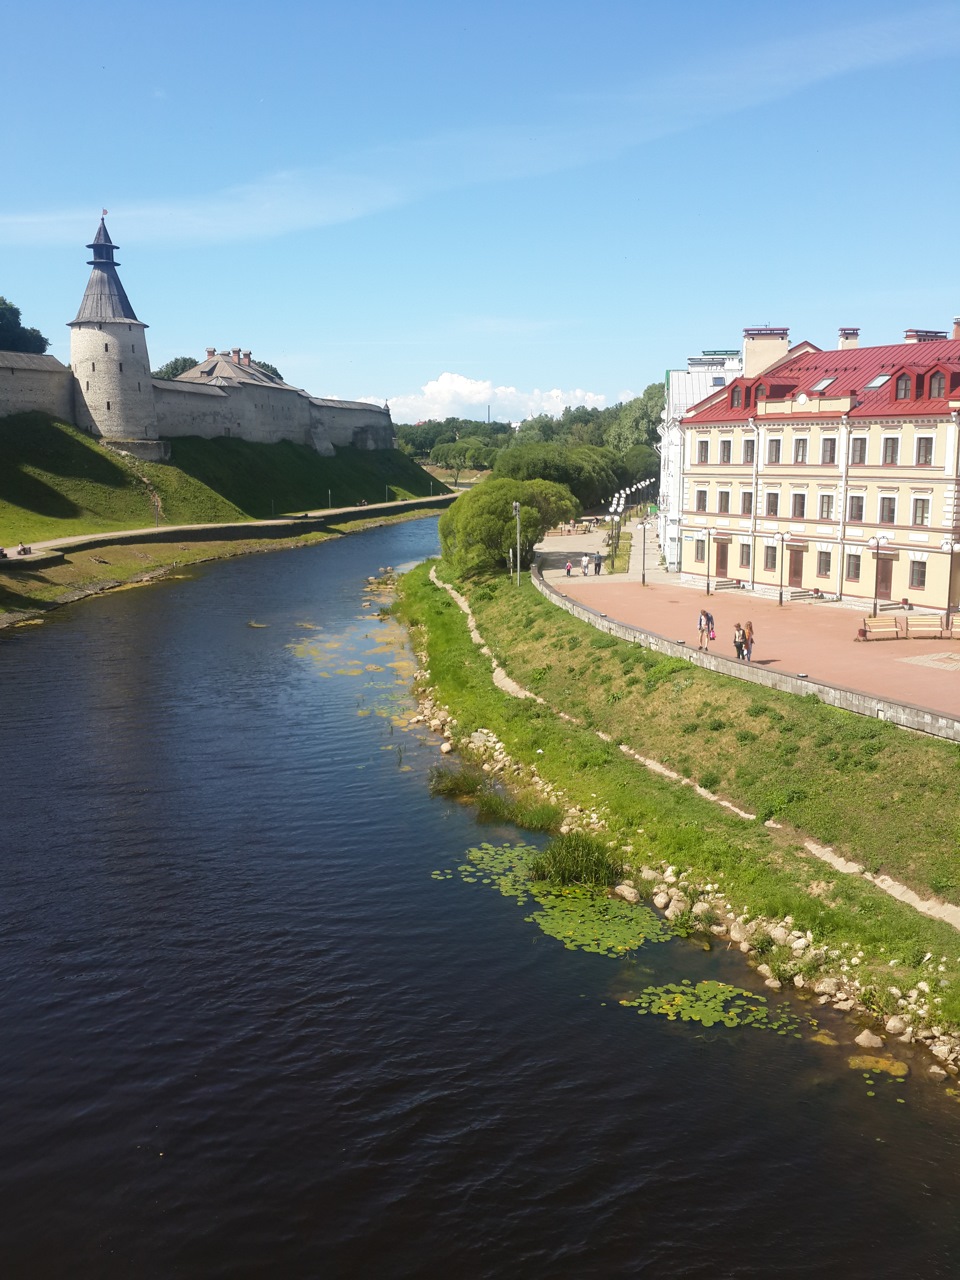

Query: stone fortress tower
left=0, top=217, right=394, bottom=456
left=68, top=217, right=166, bottom=459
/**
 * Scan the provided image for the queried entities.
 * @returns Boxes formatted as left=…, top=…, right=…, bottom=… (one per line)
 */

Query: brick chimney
left=742, top=326, right=789, bottom=378
left=838, top=327, right=859, bottom=350
left=953, top=317, right=960, bottom=340
left=241, top=350, right=252, bottom=366
left=231, top=347, right=241, bottom=362
left=205, top=347, right=216, bottom=359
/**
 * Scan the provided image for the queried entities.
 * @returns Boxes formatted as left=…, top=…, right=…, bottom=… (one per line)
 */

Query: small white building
left=658, top=348, right=741, bottom=571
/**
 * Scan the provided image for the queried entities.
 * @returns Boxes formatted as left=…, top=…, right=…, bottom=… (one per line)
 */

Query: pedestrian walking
left=565, top=560, right=572, bottom=577
left=593, top=551, right=602, bottom=576
left=744, top=620, right=755, bottom=662
left=697, top=609, right=710, bottom=650
left=581, top=554, right=590, bottom=577
left=733, top=622, right=745, bottom=660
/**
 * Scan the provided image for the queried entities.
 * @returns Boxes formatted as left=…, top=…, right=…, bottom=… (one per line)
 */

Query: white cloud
left=381, top=371, right=608, bottom=423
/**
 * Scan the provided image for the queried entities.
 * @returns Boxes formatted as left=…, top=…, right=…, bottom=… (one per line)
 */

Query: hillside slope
left=0, top=413, right=446, bottom=543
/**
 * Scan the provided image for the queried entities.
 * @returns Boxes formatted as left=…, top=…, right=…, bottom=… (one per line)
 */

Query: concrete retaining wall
left=532, top=567, right=960, bottom=744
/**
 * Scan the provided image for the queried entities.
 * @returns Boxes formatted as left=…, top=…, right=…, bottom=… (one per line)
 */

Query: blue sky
left=4, top=0, right=960, bottom=421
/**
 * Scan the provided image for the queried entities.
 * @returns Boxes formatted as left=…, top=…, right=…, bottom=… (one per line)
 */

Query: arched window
left=895, top=374, right=911, bottom=400
left=930, top=371, right=946, bottom=398
left=731, top=387, right=742, bottom=408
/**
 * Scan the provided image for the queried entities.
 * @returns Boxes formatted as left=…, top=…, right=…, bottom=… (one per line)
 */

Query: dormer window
left=743, top=386, right=752, bottom=409
left=930, top=371, right=946, bottom=398
left=756, top=384, right=766, bottom=398
left=895, top=374, right=911, bottom=400
left=731, top=387, right=742, bottom=409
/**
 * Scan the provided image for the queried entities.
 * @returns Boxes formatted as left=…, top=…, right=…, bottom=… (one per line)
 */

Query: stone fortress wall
left=0, top=220, right=395, bottom=460
left=0, top=354, right=75, bottom=422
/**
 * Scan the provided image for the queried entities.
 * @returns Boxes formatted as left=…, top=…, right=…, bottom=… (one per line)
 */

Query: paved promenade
left=537, top=518, right=960, bottom=721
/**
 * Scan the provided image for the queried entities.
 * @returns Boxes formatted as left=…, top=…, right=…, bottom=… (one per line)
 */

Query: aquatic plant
left=428, top=763, right=487, bottom=799
left=528, top=831, right=623, bottom=887
left=440, top=842, right=670, bottom=956
left=620, top=980, right=802, bottom=1034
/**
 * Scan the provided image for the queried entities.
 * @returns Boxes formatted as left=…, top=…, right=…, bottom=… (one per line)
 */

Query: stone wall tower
left=69, top=218, right=165, bottom=458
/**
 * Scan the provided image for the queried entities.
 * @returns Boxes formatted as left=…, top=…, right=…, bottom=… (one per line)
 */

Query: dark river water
left=2, top=517, right=960, bottom=1278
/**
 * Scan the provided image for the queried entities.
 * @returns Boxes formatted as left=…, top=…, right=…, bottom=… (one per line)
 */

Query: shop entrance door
left=788, top=548, right=804, bottom=588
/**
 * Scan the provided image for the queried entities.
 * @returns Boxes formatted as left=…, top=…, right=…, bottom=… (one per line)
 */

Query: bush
left=528, top=832, right=623, bottom=886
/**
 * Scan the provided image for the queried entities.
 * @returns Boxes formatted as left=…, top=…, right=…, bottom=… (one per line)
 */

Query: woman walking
left=743, top=620, right=755, bottom=662
left=697, top=609, right=711, bottom=650
left=733, top=622, right=745, bottom=660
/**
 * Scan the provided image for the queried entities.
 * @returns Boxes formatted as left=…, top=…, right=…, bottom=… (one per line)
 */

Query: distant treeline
left=395, top=384, right=664, bottom=504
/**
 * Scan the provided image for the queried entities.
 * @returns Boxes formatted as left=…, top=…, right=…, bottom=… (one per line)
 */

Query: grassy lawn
left=0, top=413, right=447, bottom=546
left=397, top=560, right=960, bottom=1029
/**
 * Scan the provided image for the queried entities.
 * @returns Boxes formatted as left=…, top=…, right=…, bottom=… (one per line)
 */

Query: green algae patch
left=446, top=842, right=670, bottom=955
left=620, top=980, right=802, bottom=1033
left=847, top=1054, right=910, bottom=1078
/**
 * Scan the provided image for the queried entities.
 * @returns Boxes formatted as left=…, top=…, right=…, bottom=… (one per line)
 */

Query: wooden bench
left=904, top=613, right=947, bottom=639
left=859, top=615, right=902, bottom=640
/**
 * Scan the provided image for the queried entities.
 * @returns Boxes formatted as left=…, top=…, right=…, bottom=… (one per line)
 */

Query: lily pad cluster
left=619, top=979, right=802, bottom=1034
left=434, top=842, right=670, bottom=956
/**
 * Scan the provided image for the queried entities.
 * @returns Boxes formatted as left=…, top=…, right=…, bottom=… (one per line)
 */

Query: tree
left=439, top=478, right=578, bottom=577
left=604, top=383, right=665, bottom=453
left=152, top=355, right=199, bottom=380
left=492, top=443, right=618, bottom=509
left=253, top=360, right=283, bottom=381
left=0, top=297, right=49, bottom=354
left=430, top=440, right=472, bottom=487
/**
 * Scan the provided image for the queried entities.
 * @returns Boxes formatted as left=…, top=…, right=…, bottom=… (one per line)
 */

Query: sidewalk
left=536, top=518, right=960, bottom=721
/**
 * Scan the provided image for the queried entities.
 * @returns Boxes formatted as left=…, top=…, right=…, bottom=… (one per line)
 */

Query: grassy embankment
left=398, top=562, right=960, bottom=1028
left=0, top=412, right=445, bottom=615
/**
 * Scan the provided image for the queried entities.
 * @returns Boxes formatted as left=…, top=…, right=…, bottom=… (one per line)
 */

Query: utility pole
left=513, top=501, right=521, bottom=586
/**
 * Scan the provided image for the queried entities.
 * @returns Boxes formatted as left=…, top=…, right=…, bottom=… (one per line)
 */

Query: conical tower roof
left=70, top=218, right=144, bottom=326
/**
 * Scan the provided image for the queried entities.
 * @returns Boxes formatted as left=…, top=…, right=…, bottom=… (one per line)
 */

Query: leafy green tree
left=492, top=443, right=619, bottom=508
left=430, top=440, right=472, bottom=486
left=253, top=360, right=283, bottom=381
left=0, top=297, right=49, bottom=354
left=439, top=477, right=578, bottom=577
left=152, top=355, right=199, bottom=380
left=605, top=383, right=665, bottom=453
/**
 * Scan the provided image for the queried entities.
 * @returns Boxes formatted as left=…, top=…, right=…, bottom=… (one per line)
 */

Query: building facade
left=658, top=347, right=741, bottom=571
left=678, top=325, right=960, bottom=613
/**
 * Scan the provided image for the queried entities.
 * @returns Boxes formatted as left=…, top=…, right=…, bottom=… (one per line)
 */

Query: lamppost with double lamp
left=941, top=537, right=960, bottom=624
left=705, top=527, right=715, bottom=595
left=512, top=500, right=521, bottom=587
left=867, top=534, right=890, bottom=617
left=777, top=530, right=789, bottom=606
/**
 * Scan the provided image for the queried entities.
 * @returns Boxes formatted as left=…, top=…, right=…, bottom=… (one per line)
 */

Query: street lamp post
left=706, top=527, right=714, bottom=595
left=513, top=500, right=521, bottom=587
left=777, top=531, right=788, bottom=607
left=867, top=535, right=890, bottom=617
left=941, top=537, right=960, bottom=624
left=641, top=518, right=647, bottom=585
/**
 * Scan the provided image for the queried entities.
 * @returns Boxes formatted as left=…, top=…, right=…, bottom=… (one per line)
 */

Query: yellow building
left=678, top=325, right=960, bottom=612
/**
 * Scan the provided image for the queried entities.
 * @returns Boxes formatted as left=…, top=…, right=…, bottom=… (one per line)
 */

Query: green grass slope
left=166, top=436, right=445, bottom=518
left=0, top=413, right=446, bottom=543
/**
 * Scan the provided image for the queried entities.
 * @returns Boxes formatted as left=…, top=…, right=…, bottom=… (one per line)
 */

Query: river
left=1, top=517, right=960, bottom=1278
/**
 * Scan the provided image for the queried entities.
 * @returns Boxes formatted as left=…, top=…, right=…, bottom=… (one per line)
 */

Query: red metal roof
left=684, top=338, right=960, bottom=423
